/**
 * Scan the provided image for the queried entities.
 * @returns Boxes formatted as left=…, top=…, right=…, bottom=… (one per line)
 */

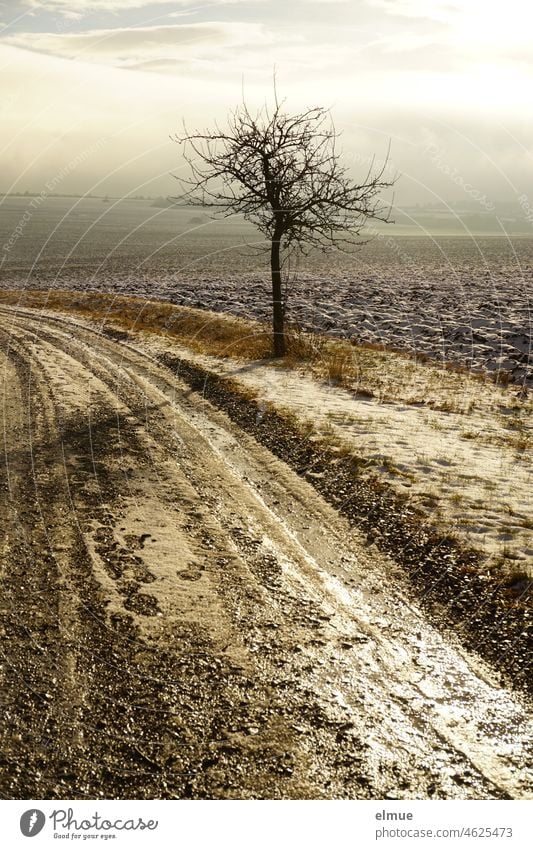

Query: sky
left=1, top=0, right=532, bottom=207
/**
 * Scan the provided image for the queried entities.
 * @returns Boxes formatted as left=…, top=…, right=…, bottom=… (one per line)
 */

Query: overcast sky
left=1, top=0, right=532, bottom=206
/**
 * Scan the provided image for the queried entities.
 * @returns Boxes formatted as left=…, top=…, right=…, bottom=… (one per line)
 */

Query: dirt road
left=0, top=305, right=531, bottom=799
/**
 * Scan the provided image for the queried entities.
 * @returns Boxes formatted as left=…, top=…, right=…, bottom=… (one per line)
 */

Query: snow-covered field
left=1, top=196, right=532, bottom=384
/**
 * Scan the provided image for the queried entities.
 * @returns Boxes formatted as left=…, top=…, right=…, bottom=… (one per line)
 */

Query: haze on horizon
left=1, top=0, right=532, bottom=217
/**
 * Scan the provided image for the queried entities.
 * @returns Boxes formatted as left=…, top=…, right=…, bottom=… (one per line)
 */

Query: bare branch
left=172, top=94, right=397, bottom=355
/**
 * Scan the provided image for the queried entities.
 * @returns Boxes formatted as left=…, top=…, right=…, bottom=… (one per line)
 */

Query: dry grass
left=285, top=326, right=375, bottom=392
left=0, top=289, right=272, bottom=360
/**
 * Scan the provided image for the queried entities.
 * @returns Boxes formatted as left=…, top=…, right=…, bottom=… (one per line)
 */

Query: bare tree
left=173, top=95, right=396, bottom=356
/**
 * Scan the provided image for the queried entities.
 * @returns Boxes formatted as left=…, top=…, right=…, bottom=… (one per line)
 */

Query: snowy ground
left=138, top=333, right=532, bottom=575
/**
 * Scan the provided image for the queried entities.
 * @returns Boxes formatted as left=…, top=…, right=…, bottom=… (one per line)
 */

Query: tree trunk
left=270, top=231, right=285, bottom=357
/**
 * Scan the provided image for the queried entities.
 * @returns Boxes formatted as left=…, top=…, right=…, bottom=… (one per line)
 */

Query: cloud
left=5, top=19, right=383, bottom=79
left=3, top=21, right=274, bottom=71
left=6, top=11, right=532, bottom=88
left=24, top=0, right=250, bottom=18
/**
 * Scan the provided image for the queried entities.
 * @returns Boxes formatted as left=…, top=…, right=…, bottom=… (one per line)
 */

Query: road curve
left=0, top=304, right=531, bottom=800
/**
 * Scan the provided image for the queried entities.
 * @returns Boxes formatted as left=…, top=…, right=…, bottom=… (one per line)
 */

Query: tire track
left=0, top=305, right=531, bottom=800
